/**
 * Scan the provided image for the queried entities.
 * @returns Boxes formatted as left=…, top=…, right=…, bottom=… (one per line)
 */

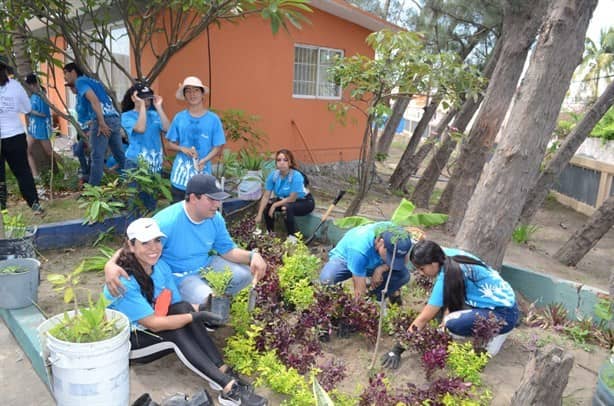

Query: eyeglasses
left=276, top=158, right=289, bottom=162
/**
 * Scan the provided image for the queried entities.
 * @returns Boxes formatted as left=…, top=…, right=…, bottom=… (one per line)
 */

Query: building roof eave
left=310, top=0, right=403, bottom=32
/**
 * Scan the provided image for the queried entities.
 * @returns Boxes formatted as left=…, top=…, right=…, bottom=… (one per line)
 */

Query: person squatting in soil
left=165, top=76, right=225, bottom=202
left=319, top=221, right=412, bottom=303
left=104, top=218, right=268, bottom=406
left=104, top=174, right=267, bottom=305
left=255, top=148, right=315, bottom=242
left=381, top=239, right=519, bottom=369
left=0, top=57, right=43, bottom=213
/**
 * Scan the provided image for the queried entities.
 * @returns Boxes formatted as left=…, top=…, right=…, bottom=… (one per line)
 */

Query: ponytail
left=442, top=257, right=465, bottom=312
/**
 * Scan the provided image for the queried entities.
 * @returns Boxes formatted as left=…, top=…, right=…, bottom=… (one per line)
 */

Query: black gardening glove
left=192, top=311, right=225, bottom=326
left=381, top=343, right=405, bottom=369
left=337, top=321, right=356, bottom=338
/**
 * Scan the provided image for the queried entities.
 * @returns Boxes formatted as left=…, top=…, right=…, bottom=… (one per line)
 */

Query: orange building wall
left=150, top=8, right=373, bottom=164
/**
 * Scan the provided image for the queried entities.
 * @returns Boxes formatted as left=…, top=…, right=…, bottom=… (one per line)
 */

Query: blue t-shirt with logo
left=166, top=110, right=225, bottom=190
left=427, top=248, right=516, bottom=310
left=104, top=259, right=182, bottom=327
left=265, top=169, right=307, bottom=199
left=27, top=93, right=51, bottom=140
left=122, top=109, right=164, bottom=173
left=153, top=201, right=235, bottom=282
left=74, top=76, right=119, bottom=121
left=329, top=222, right=397, bottom=277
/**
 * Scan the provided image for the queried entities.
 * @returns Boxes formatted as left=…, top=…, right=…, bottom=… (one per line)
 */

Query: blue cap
left=381, top=229, right=412, bottom=272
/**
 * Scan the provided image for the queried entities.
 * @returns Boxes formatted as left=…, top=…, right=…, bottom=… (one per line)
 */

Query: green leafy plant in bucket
left=1, top=210, right=28, bottom=238
left=0, top=265, right=25, bottom=274
left=200, top=266, right=233, bottom=296
left=47, top=261, right=123, bottom=342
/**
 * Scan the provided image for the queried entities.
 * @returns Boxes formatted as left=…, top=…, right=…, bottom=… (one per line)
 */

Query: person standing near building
left=166, top=76, right=225, bottom=202
left=0, top=57, right=42, bottom=213
left=63, top=62, right=125, bottom=186
left=25, top=73, right=56, bottom=182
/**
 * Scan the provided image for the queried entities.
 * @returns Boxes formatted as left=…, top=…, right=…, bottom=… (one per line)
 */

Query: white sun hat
left=176, top=76, right=209, bottom=100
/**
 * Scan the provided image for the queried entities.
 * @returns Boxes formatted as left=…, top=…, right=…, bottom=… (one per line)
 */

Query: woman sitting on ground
left=255, top=149, right=314, bottom=241
left=104, top=218, right=267, bottom=406
left=381, top=239, right=519, bottom=369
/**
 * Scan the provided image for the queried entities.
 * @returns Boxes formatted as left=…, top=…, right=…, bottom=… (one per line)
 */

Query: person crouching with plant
left=104, top=218, right=268, bottom=406
left=381, top=239, right=519, bottom=369
left=255, top=149, right=314, bottom=243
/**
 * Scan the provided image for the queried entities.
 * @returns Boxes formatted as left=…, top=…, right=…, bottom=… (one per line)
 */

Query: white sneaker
left=486, top=331, right=511, bottom=356
left=286, top=235, right=298, bottom=244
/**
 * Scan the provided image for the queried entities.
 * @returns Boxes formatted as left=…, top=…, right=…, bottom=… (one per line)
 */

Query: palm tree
left=577, top=27, right=614, bottom=101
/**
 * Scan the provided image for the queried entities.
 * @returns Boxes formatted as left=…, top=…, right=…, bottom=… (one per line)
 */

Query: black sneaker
left=226, top=367, right=253, bottom=389
left=218, top=383, right=267, bottom=406
left=31, top=202, right=44, bottom=215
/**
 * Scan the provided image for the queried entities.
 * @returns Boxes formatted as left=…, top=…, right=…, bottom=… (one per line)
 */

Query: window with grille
left=293, top=45, right=343, bottom=99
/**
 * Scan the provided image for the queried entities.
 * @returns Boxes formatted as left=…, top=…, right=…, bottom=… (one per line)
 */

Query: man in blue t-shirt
left=64, top=62, right=125, bottom=186
left=319, top=221, right=412, bottom=303
left=104, top=174, right=267, bottom=305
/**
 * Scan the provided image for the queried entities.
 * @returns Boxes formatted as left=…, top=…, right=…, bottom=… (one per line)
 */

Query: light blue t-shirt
left=27, top=93, right=51, bottom=140
left=427, top=248, right=516, bottom=310
left=153, top=201, right=236, bottom=282
left=166, top=110, right=225, bottom=190
left=265, top=169, right=307, bottom=199
left=122, top=109, right=164, bottom=173
left=75, top=76, right=119, bottom=121
left=104, top=259, right=182, bottom=327
left=329, top=222, right=395, bottom=277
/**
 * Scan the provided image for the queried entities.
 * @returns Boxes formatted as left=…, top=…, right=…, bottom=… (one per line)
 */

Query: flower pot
left=210, top=295, right=232, bottom=322
left=0, top=258, right=40, bottom=309
left=0, top=226, right=36, bottom=260
left=593, top=360, right=614, bottom=406
left=38, top=309, right=131, bottom=406
left=238, top=170, right=263, bottom=200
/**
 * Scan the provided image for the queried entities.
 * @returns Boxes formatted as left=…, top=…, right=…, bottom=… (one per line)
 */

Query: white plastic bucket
left=38, top=309, right=131, bottom=406
left=238, top=170, right=263, bottom=200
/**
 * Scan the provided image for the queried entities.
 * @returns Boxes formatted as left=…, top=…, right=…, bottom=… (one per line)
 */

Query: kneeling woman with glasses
left=104, top=218, right=267, bottom=406
left=255, top=149, right=315, bottom=241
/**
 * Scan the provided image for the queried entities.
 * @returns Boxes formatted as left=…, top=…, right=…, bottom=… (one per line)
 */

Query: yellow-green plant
left=446, top=341, right=490, bottom=386
left=278, top=237, right=320, bottom=310
left=1, top=210, right=27, bottom=238
left=200, top=266, right=233, bottom=296
left=512, top=224, right=539, bottom=244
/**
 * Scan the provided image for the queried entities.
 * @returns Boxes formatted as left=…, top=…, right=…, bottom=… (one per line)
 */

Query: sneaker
left=226, top=368, right=253, bottom=389
left=218, top=383, right=267, bottom=406
left=286, top=235, right=298, bottom=244
left=388, top=291, right=403, bottom=306
left=31, top=202, right=45, bottom=215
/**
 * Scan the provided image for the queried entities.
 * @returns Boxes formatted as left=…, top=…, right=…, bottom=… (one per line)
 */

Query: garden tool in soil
left=305, top=190, right=346, bottom=245
left=247, top=276, right=258, bottom=311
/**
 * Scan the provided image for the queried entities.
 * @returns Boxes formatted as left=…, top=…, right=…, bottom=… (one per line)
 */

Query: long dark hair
left=117, top=240, right=154, bottom=304
left=120, top=86, right=137, bottom=112
left=410, top=240, right=485, bottom=312
left=0, top=63, right=9, bottom=86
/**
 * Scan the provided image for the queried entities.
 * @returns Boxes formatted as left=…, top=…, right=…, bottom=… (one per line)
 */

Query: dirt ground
left=26, top=137, right=614, bottom=405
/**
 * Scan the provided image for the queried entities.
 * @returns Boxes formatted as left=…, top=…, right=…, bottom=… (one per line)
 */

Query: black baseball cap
left=135, top=80, right=154, bottom=99
left=185, top=174, right=230, bottom=200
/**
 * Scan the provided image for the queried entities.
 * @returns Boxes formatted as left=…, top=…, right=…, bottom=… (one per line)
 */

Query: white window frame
left=293, top=44, right=343, bottom=100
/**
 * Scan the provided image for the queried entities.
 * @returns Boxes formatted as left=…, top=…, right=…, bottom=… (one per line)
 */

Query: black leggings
left=128, top=302, right=232, bottom=389
left=264, top=194, right=315, bottom=235
left=0, top=133, right=38, bottom=209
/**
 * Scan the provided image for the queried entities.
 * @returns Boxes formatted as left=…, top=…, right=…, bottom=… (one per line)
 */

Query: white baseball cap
left=126, top=218, right=166, bottom=242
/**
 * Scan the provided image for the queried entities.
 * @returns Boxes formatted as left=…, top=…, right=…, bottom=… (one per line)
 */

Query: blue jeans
left=89, top=115, right=125, bottom=186
left=177, top=256, right=252, bottom=304
left=319, top=257, right=410, bottom=299
left=72, top=138, right=90, bottom=180
left=443, top=302, right=519, bottom=336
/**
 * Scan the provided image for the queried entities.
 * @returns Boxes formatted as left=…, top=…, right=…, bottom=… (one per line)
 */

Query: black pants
left=171, top=185, right=185, bottom=203
left=128, top=302, right=232, bottom=389
left=264, top=194, right=315, bottom=235
left=0, top=133, right=39, bottom=209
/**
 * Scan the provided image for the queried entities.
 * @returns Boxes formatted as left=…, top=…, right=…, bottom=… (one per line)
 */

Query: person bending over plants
left=105, top=174, right=267, bottom=305
left=381, top=240, right=519, bottom=369
left=319, top=222, right=412, bottom=303
left=255, top=148, right=314, bottom=242
left=104, top=218, right=267, bottom=406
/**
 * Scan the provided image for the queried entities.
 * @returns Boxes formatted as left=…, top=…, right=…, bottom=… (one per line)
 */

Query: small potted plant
left=200, top=266, right=233, bottom=322
left=0, top=258, right=40, bottom=309
left=0, top=210, right=37, bottom=260
left=39, top=261, right=131, bottom=405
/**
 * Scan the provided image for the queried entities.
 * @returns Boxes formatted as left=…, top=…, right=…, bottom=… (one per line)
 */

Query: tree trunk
left=455, top=0, right=598, bottom=268
left=389, top=99, right=439, bottom=190
left=438, top=0, right=549, bottom=233
left=345, top=116, right=378, bottom=216
left=519, top=79, right=614, bottom=224
left=555, top=194, right=614, bottom=266
left=11, top=28, right=33, bottom=78
left=510, top=345, right=574, bottom=406
left=376, top=97, right=410, bottom=157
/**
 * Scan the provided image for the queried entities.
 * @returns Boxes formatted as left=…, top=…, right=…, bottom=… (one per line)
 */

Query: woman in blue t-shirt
left=381, top=240, right=519, bottom=369
left=104, top=218, right=267, bottom=406
left=255, top=149, right=315, bottom=240
left=25, top=74, right=54, bottom=180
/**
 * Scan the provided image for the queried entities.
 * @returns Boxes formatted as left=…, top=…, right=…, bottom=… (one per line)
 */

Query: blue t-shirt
left=74, top=76, right=119, bottom=121
left=427, top=248, right=516, bottom=310
left=153, top=201, right=236, bottom=282
left=122, top=109, right=164, bottom=173
left=265, top=169, right=307, bottom=199
left=329, top=222, right=395, bottom=277
left=104, top=259, right=182, bottom=327
left=27, top=94, right=51, bottom=140
left=166, top=110, right=225, bottom=190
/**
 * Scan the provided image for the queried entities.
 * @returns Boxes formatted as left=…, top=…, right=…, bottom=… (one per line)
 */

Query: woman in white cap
left=165, top=76, right=225, bottom=202
left=104, top=218, right=267, bottom=406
